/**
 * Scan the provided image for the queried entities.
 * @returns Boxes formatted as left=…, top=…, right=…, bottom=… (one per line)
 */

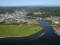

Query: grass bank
left=0, top=24, right=42, bottom=37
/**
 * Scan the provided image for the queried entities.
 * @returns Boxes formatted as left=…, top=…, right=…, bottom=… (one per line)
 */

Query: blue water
left=0, top=20, right=60, bottom=45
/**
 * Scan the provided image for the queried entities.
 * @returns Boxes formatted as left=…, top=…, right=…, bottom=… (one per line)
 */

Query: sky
left=0, top=0, right=60, bottom=6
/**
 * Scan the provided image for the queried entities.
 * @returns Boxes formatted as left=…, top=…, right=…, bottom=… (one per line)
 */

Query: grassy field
left=0, top=24, right=42, bottom=37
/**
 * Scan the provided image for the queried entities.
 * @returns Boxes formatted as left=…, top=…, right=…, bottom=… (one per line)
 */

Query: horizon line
left=0, top=5, right=60, bottom=7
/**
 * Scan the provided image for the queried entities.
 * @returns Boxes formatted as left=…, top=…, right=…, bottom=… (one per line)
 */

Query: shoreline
left=53, top=26, right=60, bottom=36
left=0, top=27, right=43, bottom=38
left=0, top=21, right=43, bottom=38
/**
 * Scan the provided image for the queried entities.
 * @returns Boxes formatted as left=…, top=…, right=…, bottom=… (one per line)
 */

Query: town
left=0, top=9, right=39, bottom=25
left=0, top=7, right=60, bottom=36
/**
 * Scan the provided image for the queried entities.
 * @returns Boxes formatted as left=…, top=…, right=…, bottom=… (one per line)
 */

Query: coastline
left=0, top=20, right=43, bottom=38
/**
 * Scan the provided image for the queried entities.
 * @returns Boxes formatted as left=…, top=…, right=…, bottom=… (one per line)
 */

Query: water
left=32, top=20, right=60, bottom=45
left=0, top=20, right=60, bottom=45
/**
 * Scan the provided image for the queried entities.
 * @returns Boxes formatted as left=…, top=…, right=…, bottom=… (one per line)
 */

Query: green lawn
left=0, top=24, right=42, bottom=37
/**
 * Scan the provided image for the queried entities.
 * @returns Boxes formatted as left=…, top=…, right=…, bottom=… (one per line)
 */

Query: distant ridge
left=0, top=5, right=60, bottom=8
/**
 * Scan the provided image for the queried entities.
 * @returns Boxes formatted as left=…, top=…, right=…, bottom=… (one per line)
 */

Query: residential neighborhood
left=0, top=10, right=39, bottom=25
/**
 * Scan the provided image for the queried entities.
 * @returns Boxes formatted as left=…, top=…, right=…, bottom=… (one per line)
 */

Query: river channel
left=0, top=20, right=60, bottom=45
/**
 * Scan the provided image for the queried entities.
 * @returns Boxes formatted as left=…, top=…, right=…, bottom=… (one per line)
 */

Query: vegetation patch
left=0, top=24, right=42, bottom=37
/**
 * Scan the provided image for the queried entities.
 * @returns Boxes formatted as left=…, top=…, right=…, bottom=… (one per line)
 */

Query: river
left=0, top=20, right=60, bottom=45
